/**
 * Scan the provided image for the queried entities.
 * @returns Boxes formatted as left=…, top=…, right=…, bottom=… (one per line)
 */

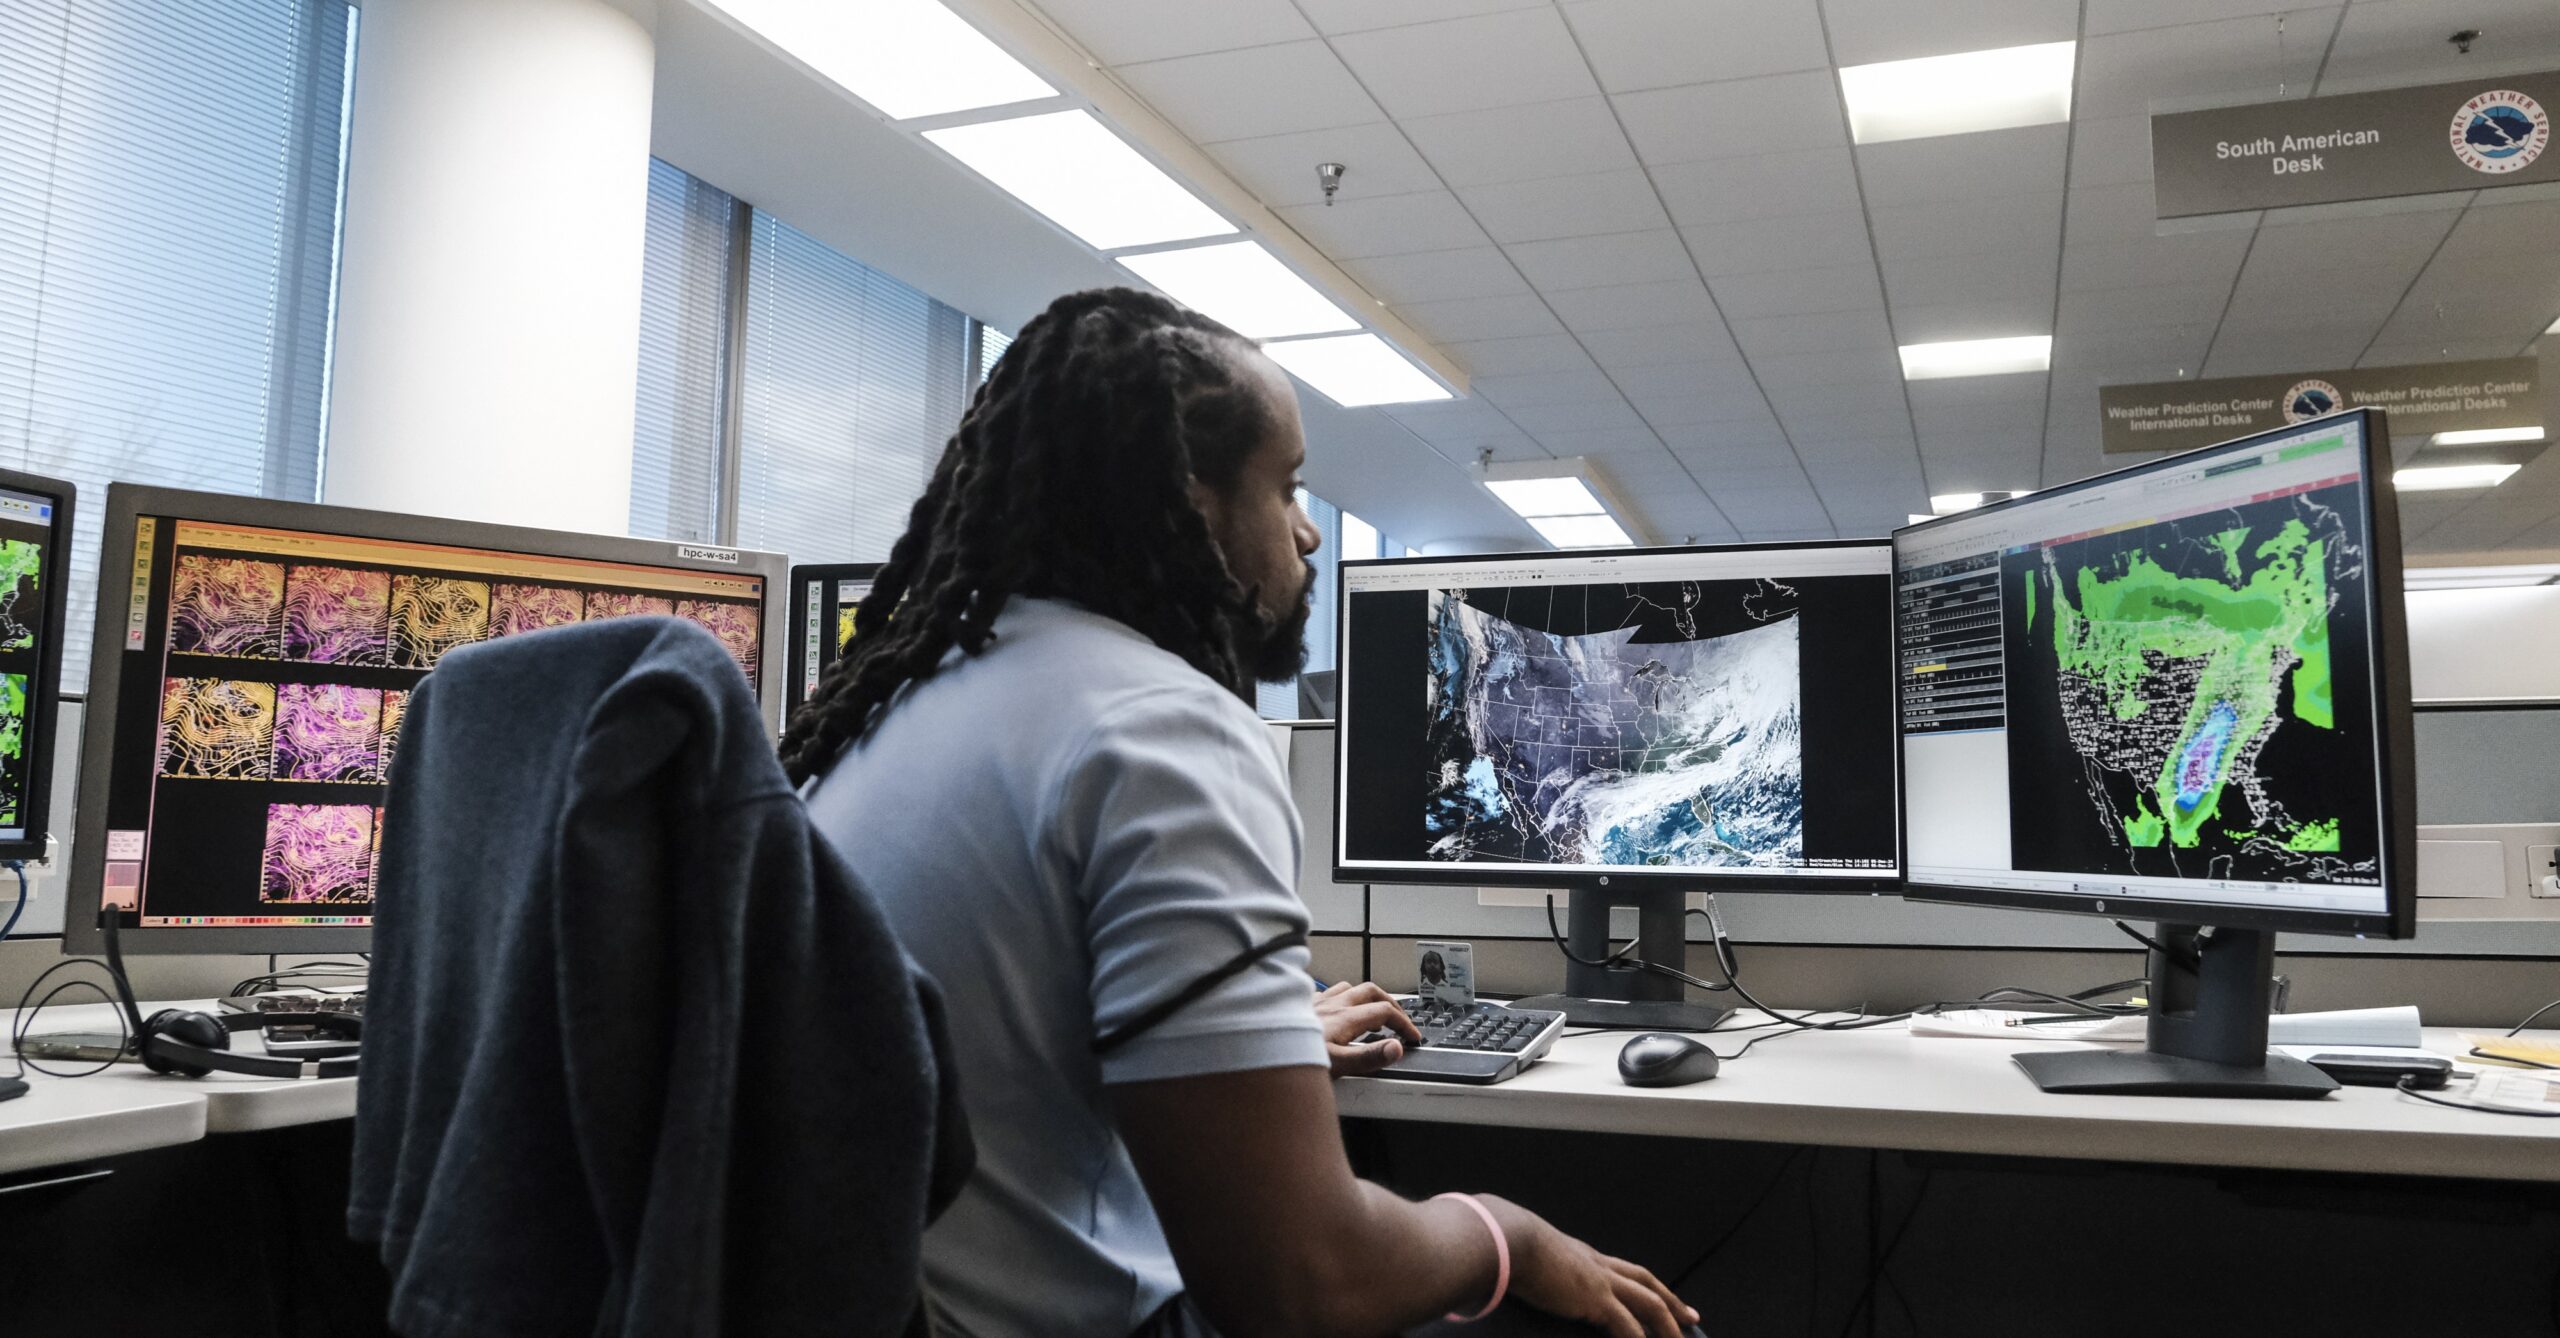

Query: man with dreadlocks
left=794, top=289, right=1699, bottom=1338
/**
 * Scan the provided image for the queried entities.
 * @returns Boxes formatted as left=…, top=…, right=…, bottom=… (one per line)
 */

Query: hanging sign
left=2099, top=358, right=2539, bottom=455
left=2153, top=71, right=2559, bottom=217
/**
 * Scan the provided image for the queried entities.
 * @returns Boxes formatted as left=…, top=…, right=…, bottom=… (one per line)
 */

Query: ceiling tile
left=2076, top=9, right=2340, bottom=119
left=1906, top=372, right=2047, bottom=409
left=1533, top=425, right=1667, bottom=455
left=1857, top=125, right=2069, bottom=209
left=1506, top=229, right=1695, bottom=291
left=2058, top=281, right=2232, bottom=330
left=2316, top=0, right=2560, bottom=94
left=2060, top=230, right=2253, bottom=292
left=1655, top=148, right=1863, bottom=227
left=1295, top=0, right=1549, bottom=36
left=1638, top=392, right=1780, bottom=427
left=1505, top=399, right=1649, bottom=433
left=1332, top=8, right=1598, bottom=119
left=1395, top=293, right=1564, bottom=342
left=2083, top=0, right=2298, bottom=37
left=1751, top=347, right=1905, bottom=388
left=2047, top=324, right=2214, bottom=369
left=2069, top=115, right=2156, bottom=188
left=1475, top=368, right=1625, bottom=408
left=1461, top=169, right=1671, bottom=242
left=1821, top=0, right=2080, bottom=66
left=1445, top=333, right=1597, bottom=376
left=1709, top=264, right=1887, bottom=318
left=1683, top=210, right=1874, bottom=277
left=1732, top=308, right=1895, bottom=356
left=1880, top=249, right=2056, bottom=309
left=1205, top=122, right=1441, bottom=207
left=1277, top=190, right=1490, bottom=259
left=1891, top=298, right=2057, bottom=344
left=2241, top=208, right=2458, bottom=279
left=1613, top=70, right=1847, bottom=167
left=1402, top=97, right=1639, bottom=187
left=1579, top=321, right=1748, bottom=370
left=1559, top=0, right=1830, bottom=92
left=2063, top=181, right=2172, bottom=248
left=1547, top=278, right=1722, bottom=332
left=1027, top=0, right=1314, bottom=65
left=1612, top=360, right=1763, bottom=399
left=1342, top=246, right=1529, bottom=305
left=1870, top=192, right=2063, bottom=263
left=1116, top=41, right=1383, bottom=143
left=1381, top=399, right=1518, bottom=438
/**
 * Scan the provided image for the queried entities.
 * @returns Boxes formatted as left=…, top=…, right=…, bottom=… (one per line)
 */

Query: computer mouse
left=1617, top=1032, right=1720, bottom=1088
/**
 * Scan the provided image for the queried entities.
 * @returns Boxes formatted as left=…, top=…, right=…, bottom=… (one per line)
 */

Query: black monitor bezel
left=0, top=469, right=75, bottom=864
left=65, top=483, right=789, bottom=957
left=784, top=562, right=882, bottom=719
left=1329, top=537, right=1904, bottom=893
left=1890, top=407, right=2418, bottom=941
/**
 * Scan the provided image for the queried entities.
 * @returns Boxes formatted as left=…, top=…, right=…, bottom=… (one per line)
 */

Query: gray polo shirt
left=802, top=597, right=1327, bottom=1338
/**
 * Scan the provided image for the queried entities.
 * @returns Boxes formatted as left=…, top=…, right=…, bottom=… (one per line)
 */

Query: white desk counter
left=6, top=1000, right=357, bottom=1154
left=1335, top=1018, right=2560, bottom=1184
left=0, top=1069, right=206, bottom=1177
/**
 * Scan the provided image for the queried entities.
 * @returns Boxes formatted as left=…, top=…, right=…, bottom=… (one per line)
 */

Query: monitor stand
left=2014, top=923, right=2337, bottom=1099
left=1512, top=882, right=1732, bottom=1032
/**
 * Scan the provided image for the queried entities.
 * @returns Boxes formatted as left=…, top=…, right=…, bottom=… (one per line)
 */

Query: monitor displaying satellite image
left=1895, top=411, right=2397, bottom=921
left=102, top=514, right=767, bottom=929
left=1337, top=545, right=1900, bottom=883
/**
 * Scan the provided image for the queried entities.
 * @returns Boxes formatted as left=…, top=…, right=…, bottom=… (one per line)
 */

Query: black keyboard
left=1356, top=998, right=1568, bottom=1086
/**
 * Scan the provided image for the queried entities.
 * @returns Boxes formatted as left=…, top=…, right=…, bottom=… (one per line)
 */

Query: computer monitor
left=785, top=562, right=881, bottom=718
left=1334, top=541, right=1902, bottom=1028
left=64, top=485, right=786, bottom=956
left=1893, top=408, right=2415, bottom=1097
left=0, top=471, right=75, bottom=863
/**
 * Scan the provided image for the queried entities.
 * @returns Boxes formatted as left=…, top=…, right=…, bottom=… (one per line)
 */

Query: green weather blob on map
left=2045, top=518, right=2333, bottom=852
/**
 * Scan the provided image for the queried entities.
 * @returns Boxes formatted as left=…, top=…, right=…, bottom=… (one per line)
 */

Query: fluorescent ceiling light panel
left=925, top=111, right=1234, bottom=251
left=1528, top=514, right=1634, bottom=549
left=1119, top=242, right=1358, bottom=339
left=1485, top=477, right=1607, bottom=518
left=1899, top=336, right=2052, bottom=380
left=705, top=0, right=1055, bottom=120
left=1261, top=334, right=1451, bottom=407
left=2394, top=463, right=2522, bottom=491
left=2430, top=426, right=2545, bottom=446
left=1928, top=493, right=1985, bottom=514
left=2548, top=315, right=2560, bottom=335
left=1839, top=41, right=2076, bottom=144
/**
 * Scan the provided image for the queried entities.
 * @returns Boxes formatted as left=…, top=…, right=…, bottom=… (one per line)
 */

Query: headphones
left=100, top=913, right=361, bottom=1080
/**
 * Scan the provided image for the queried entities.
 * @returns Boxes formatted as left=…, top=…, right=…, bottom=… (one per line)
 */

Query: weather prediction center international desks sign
left=2153, top=71, right=2559, bottom=217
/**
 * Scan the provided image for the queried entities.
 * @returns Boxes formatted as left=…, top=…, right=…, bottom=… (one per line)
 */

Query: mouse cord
left=1686, top=903, right=1910, bottom=1032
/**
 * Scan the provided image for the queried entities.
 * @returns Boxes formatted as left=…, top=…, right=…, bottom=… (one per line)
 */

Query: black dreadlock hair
left=779, top=286, right=1290, bottom=785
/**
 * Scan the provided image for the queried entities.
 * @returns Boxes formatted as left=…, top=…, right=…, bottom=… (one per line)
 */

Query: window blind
left=734, top=211, right=969, bottom=565
left=627, top=158, right=736, bottom=544
left=0, top=0, right=355, bottom=686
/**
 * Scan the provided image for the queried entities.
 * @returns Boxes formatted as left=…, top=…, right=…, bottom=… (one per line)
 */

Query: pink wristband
left=1433, top=1192, right=1509, bottom=1323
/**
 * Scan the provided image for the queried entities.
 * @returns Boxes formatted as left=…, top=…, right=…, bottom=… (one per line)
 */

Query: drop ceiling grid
left=1028, top=0, right=2560, bottom=548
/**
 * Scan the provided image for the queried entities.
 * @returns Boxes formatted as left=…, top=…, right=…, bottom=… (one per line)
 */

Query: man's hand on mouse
left=1314, top=980, right=1422, bottom=1077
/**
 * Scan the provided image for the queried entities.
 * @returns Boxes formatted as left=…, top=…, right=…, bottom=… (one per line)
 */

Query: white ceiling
left=658, top=0, right=2560, bottom=558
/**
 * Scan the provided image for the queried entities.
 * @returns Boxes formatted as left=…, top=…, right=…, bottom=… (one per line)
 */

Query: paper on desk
left=1911, top=1005, right=2421, bottom=1048
left=2272, top=1044, right=2441, bottom=1063
left=2460, top=1034, right=2560, bottom=1069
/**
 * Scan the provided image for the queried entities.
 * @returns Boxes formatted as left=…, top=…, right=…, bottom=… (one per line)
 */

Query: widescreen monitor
left=786, top=562, right=881, bottom=717
left=1893, top=408, right=2415, bottom=1095
left=0, top=471, right=74, bottom=863
left=64, top=485, right=786, bottom=956
left=1334, top=541, right=1899, bottom=1027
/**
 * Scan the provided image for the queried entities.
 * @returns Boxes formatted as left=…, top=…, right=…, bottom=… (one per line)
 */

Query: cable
left=0, top=864, right=24, bottom=936
left=1670, top=1145, right=1812, bottom=1288
left=1689, top=912, right=1910, bottom=1033
left=1831, top=1171, right=1935, bottom=1338
left=9, top=958, right=134, bottom=1081
left=2111, top=920, right=2201, bottom=972
left=1539, top=894, right=1694, bottom=979
left=2397, top=1074, right=2560, bottom=1119
left=2506, top=998, right=2560, bottom=1037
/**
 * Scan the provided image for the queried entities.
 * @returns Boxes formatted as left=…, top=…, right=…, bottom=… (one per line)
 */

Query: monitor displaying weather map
left=0, top=484, right=61, bottom=844
left=97, top=514, right=767, bottom=929
left=1895, top=411, right=2397, bottom=922
left=1335, top=544, right=1900, bottom=884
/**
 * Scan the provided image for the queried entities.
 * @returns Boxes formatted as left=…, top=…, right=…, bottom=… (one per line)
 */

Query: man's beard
left=1250, top=559, right=1319, bottom=684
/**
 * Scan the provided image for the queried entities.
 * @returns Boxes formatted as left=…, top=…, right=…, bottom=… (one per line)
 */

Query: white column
left=322, top=0, right=656, bottom=536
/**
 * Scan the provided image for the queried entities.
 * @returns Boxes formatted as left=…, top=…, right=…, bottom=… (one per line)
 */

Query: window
left=1258, top=490, right=1370, bottom=719
left=628, top=159, right=739, bottom=544
left=1, top=0, right=356, bottom=684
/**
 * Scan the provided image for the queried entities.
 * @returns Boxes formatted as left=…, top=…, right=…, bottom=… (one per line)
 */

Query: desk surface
left=6, top=1000, right=357, bottom=1160
left=0, top=1067, right=206, bottom=1177
left=1336, top=1018, right=2560, bottom=1184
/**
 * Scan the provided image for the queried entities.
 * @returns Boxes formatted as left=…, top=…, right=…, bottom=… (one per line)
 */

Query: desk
left=3, top=999, right=355, bottom=1175
left=1337, top=1017, right=2560, bottom=1183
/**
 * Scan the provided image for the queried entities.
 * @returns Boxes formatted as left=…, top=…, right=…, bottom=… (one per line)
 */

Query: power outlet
left=2531, top=845, right=2560, bottom=898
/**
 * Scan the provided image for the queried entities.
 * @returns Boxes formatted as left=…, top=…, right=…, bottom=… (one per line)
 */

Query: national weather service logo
left=2450, top=89, right=2550, bottom=174
left=2283, top=379, right=2342, bottom=423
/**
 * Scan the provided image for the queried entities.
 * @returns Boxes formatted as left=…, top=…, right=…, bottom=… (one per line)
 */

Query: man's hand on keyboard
left=1314, top=981, right=1422, bottom=1077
